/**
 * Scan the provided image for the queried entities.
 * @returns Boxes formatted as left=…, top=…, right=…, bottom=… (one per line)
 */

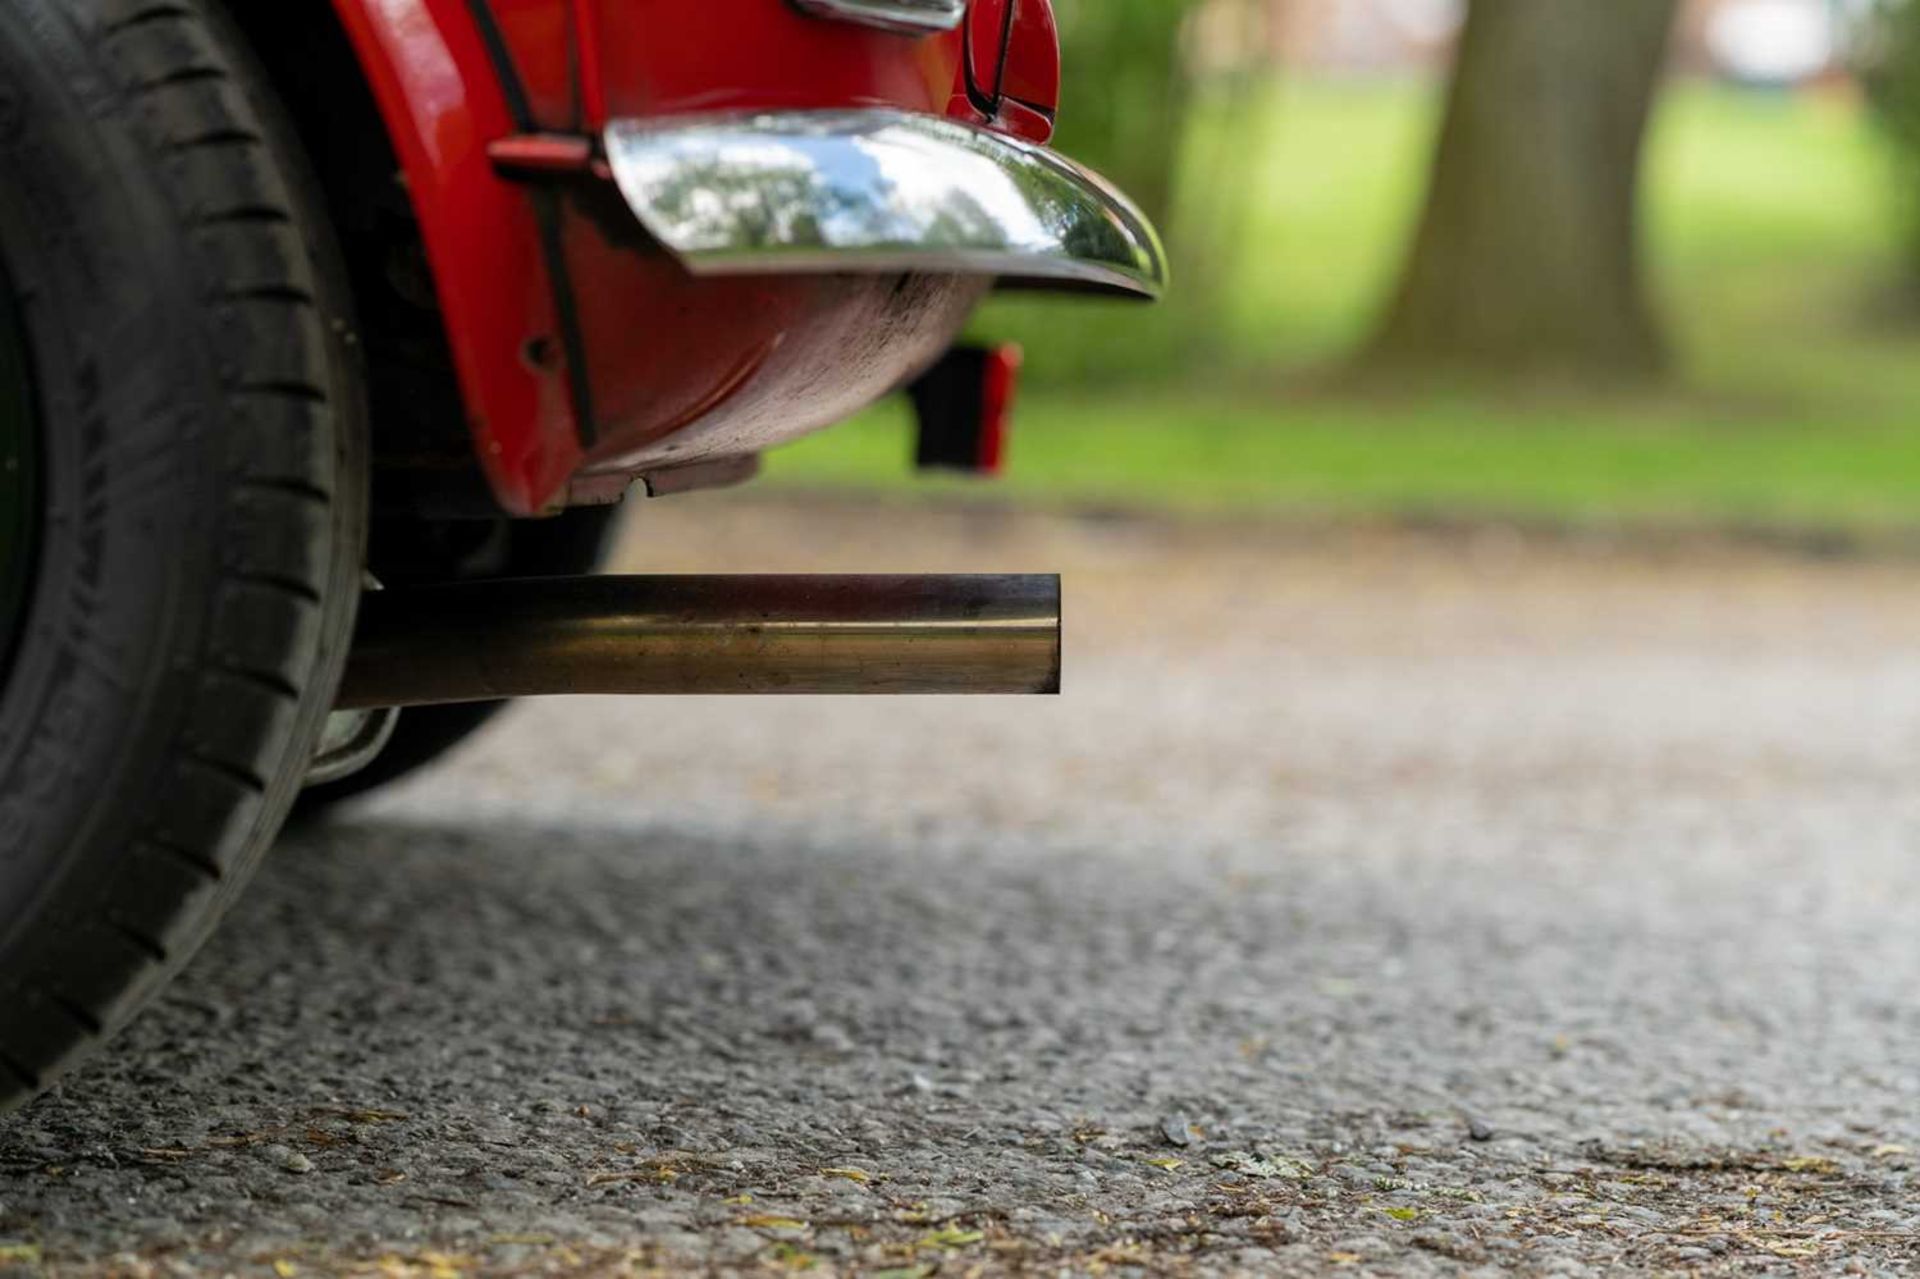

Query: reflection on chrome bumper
left=603, top=110, right=1167, bottom=300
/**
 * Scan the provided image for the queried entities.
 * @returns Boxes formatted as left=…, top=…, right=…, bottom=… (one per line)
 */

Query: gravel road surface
left=6, top=497, right=1920, bottom=1276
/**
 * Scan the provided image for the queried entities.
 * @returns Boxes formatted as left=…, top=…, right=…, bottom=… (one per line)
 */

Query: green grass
left=769, top=391, right=1920, bottom=530
left=765, top=79, right=1920, bottom=533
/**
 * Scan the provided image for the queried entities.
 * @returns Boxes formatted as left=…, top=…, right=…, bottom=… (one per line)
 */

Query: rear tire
left=0, top=0, right=366, bottom=1111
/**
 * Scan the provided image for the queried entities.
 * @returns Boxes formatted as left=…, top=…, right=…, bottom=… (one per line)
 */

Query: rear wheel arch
left=222, top=1, right=486, bottom=509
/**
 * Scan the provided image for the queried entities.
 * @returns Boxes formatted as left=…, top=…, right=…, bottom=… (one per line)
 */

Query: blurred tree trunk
left=1859, top=0, right=1920, bottom=310
left=1367, top=0, right=1678, bottom=378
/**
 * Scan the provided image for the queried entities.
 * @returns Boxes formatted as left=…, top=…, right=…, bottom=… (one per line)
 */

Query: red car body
left=319, top=0, right=1155, bottom=516
left=0, top=0, right=1156, bottom=1106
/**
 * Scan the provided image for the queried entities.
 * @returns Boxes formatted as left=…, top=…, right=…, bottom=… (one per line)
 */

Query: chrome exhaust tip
left=336, top=574, right=1061, bottom=709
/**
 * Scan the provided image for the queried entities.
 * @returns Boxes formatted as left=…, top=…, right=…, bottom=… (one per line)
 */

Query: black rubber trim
left=531, top=187, right=599, bottom=447
left=464, top=0, right=600, bottom=451
left=464, top=0, right=535, bottom=130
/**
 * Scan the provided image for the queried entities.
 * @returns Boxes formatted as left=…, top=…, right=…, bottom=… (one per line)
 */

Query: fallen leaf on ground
left=819, top=1166, right=872, bottom=1183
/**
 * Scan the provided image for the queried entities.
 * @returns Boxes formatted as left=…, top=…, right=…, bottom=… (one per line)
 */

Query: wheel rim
left=0, top=269, right=37, bottom=689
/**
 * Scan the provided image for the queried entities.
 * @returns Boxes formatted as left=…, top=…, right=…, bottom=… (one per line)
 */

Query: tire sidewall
left=0, top=0, right=366, bottom=1061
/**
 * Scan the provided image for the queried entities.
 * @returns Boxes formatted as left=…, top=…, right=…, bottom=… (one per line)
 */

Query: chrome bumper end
left=603, top=110, right=1168, bottom=301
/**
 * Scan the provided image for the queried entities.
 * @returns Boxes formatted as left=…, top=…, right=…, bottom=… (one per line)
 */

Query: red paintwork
left=589, top=3, right=963, bottom=123
left=328, top=0, right=1057, bottom=515
left=468, top=0, right=974, bottom=131
left=569, top=0, right=610, bottom=124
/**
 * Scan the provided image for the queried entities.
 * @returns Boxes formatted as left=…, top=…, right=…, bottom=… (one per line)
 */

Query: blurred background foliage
left=1043, top=0, right=1202, bottom=226
left=772, top=0, right=1920, bottom=538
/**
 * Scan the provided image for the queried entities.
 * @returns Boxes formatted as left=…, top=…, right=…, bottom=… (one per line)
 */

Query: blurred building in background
left=1262, top=0, right=1862, bottom=85
left=1264, top=0, right=1460, bottom=71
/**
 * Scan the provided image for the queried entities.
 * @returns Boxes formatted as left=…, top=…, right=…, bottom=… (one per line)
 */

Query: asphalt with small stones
left=6, top=495, right=1920, bottom=1277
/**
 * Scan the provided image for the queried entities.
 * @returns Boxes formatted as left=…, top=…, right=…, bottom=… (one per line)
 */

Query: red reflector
left=978, top=343, right=1023, bottom=475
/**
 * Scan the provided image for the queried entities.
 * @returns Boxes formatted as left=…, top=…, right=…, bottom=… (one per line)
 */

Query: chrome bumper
left=603, top=110, right=1167, bottom=300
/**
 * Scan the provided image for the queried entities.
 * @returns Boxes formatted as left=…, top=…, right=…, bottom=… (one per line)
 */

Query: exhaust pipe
left=336, top=574, right=1061, bottom=709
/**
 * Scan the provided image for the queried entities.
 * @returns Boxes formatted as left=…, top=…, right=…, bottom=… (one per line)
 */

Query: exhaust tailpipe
left=336, top=574, right=1061, bottom=709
